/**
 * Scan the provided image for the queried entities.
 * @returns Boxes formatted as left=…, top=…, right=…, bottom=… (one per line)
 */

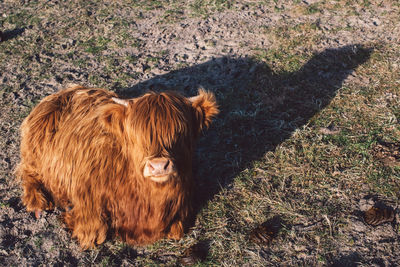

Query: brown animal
left=16, top=85, right=218, bottom=249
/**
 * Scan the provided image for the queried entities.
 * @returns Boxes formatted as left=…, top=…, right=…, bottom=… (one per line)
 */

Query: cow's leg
left=63, top=205, right=108, bottom=249
left=167, top=220, right=184, bottom=240
left=19, top=166, right=54, bottom=216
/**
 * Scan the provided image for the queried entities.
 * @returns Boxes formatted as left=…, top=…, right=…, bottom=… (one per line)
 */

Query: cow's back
left=21, top=86, right=115, bottom=156
left=19, top=86, right=121, bottom=205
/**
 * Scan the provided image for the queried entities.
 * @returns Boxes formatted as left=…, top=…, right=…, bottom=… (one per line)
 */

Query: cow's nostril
left=144, top=158, right=174, bottom=178
left=148, top=162, right=155, bottom=172
left=163, top=160, right=170, bottom=170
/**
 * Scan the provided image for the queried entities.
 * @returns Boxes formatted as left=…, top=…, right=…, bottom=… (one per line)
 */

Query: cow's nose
left=144, top=158, right=174, bottom=179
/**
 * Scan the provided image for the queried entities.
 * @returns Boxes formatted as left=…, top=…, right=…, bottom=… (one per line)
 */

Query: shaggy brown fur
left=16, top=85, right=218, bottom=249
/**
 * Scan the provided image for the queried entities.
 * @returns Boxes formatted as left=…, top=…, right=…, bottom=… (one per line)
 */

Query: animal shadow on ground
left=0, top=28, right=25, bottom=42
left=330, top=252, right=363, bottom=267
left=121, top=44, right=372, bottom=219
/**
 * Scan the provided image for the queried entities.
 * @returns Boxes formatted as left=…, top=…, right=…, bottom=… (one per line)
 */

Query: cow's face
left=111, top=90, right=218, bottom=183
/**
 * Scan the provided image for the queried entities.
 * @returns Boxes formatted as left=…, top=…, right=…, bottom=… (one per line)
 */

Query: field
left=0, top=0, right=399, bottom=266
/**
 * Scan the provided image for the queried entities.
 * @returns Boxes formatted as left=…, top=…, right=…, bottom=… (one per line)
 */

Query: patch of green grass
left=362, top=0, right=371, bottom=7
left=126, top=55, right=139, bottom=64
left=253, top=22, right=320, bottom=73
left=88, top=74, right=102, bottom=86
left=100, top=257, right=110, bottom=267
left=34, top=237, right=43, bottom=248
left=2, top=10, right=32, bottom=28
left=132, top=38, right=144, bottom=48
left=190, top=0, right=233, bottom=18
left=131, top=0, right=164, bottom=10
left=253, top=48, right=308, bottom=74
left=146, top=56, right=160, bottom=64
left=23, top=98, right=41, bottom=110
left=73, top=58, right=88, bottom=68
left=305, top=3, right=320, bottom=14
left=0, top=202, right=10, bottom=209
left=161, top=8, right=185, bottom=23
left=81, top=37, right=111, bottom=54
left=367, top=168, right=399, bottom=196
left=274, top=5, right=284, bottom=12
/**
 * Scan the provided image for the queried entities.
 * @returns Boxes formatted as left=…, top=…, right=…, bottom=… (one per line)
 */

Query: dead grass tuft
left=0, top=0, right=399, bottom=265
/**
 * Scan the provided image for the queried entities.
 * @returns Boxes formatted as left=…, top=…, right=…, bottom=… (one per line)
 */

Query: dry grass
left=0, top=0, right=399, bottom=266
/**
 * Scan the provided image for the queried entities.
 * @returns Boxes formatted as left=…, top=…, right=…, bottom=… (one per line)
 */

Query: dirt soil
left=0, top=0, right=399, bottom=266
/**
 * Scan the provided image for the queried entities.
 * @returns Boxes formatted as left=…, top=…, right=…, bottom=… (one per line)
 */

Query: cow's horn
left=112, top=97, right=129, bottom=107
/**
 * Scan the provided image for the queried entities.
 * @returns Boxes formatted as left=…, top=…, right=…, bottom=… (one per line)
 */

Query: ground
left=0, top=0, right=399, bottom=266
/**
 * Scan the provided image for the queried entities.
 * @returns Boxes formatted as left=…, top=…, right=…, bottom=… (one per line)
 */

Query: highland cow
left=17, top=85, right=218, bottom=249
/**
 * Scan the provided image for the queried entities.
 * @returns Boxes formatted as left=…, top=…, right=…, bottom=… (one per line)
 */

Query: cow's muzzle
left=143, top=157, right=175, bottom=182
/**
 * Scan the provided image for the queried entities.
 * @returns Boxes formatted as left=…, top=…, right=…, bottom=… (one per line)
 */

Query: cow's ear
left=99, top=100, right=129, bottom=136
left=189, top=89, right=219, bottom=132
